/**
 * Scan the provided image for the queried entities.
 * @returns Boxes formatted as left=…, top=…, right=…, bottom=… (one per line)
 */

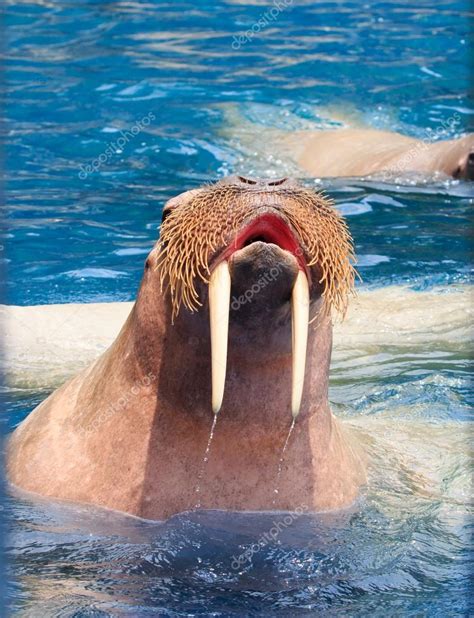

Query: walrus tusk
left=209, top=260, right=231, bottom=414
left=291, top=270, right=310, bottom=418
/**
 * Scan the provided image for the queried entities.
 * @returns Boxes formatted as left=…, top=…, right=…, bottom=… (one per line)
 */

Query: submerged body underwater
left=3, top=0, right=473, bottom=615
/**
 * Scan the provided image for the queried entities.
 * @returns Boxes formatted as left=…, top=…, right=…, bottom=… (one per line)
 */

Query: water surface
left=3, top=0, right=473, bottom=615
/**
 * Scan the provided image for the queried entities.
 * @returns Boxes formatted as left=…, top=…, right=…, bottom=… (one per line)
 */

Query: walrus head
left=154, top=176, right=355, bottom=419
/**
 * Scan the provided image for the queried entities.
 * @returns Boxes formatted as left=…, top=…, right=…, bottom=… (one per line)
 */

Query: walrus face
left=156, top=176, right=355, bottom=416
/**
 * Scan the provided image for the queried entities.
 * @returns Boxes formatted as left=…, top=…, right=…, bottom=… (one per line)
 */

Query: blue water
left=5, top=0, right=473, bottom=305
left=3, top=0, right=473, bottom=615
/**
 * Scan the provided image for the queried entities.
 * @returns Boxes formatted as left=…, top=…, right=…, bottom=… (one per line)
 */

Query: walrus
left=283, top=129, right=474, bottom=180
left=219, top=103, right=474, bottom=180
left=6, top=176, right=366, bottom=520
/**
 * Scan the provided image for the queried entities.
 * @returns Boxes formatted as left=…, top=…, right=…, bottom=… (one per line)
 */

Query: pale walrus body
left=219, top=104, right=474, bottom=181
left=7, top=177, right=366, bottom=520
left=284, top=129, right=474, bottom=180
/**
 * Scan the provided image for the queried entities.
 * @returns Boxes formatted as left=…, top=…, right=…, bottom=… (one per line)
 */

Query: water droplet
left=194, top=413, right=219, bottom=509
left=272, top=418, right=296, bottom=507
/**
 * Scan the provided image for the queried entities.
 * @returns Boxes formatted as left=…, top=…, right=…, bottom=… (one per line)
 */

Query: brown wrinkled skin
left=6, top=177, right=366, bottom=520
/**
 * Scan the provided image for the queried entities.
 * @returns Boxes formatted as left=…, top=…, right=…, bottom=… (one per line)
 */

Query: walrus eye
left=161, top=208, right=172, bottom=224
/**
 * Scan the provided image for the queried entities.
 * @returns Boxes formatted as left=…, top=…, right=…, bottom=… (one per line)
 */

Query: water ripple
left=3, top=0, right=472, bottom=614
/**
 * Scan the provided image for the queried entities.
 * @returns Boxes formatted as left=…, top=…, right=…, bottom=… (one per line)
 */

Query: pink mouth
left=218, top=213, right=307, bottom=273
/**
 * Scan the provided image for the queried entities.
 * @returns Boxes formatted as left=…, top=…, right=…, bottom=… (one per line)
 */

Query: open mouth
left=218, top=213, right=307, bottom=273
left=209, top=213, right=310, bottom=419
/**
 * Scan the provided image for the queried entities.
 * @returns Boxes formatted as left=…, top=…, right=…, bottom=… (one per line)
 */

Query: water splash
left=194, top=413, right=219, bottom=509
left=272, top=418, right=296, bottom=507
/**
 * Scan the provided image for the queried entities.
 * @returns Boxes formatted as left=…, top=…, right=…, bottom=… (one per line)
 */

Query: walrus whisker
left=156, top=184, right=356, bottom=321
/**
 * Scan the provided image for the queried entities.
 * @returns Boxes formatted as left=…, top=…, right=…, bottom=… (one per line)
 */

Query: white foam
left=2, top=285, right=472, bottom=388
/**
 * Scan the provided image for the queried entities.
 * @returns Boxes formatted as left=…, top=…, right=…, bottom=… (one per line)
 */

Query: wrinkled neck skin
left=90, top=248, right=365, bottom=519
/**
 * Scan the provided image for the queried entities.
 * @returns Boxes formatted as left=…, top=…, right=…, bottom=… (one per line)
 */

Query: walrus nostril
left=234, top=176, right=291, bottom=187
left=237, top=175, right=258, bottom=185
left=267, top=178, right=288, bottom=186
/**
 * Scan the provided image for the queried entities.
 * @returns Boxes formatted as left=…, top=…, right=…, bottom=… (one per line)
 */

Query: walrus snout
left=207, top=209, right=311, bottom=414
left=229, top=242, right=299, bottom=314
